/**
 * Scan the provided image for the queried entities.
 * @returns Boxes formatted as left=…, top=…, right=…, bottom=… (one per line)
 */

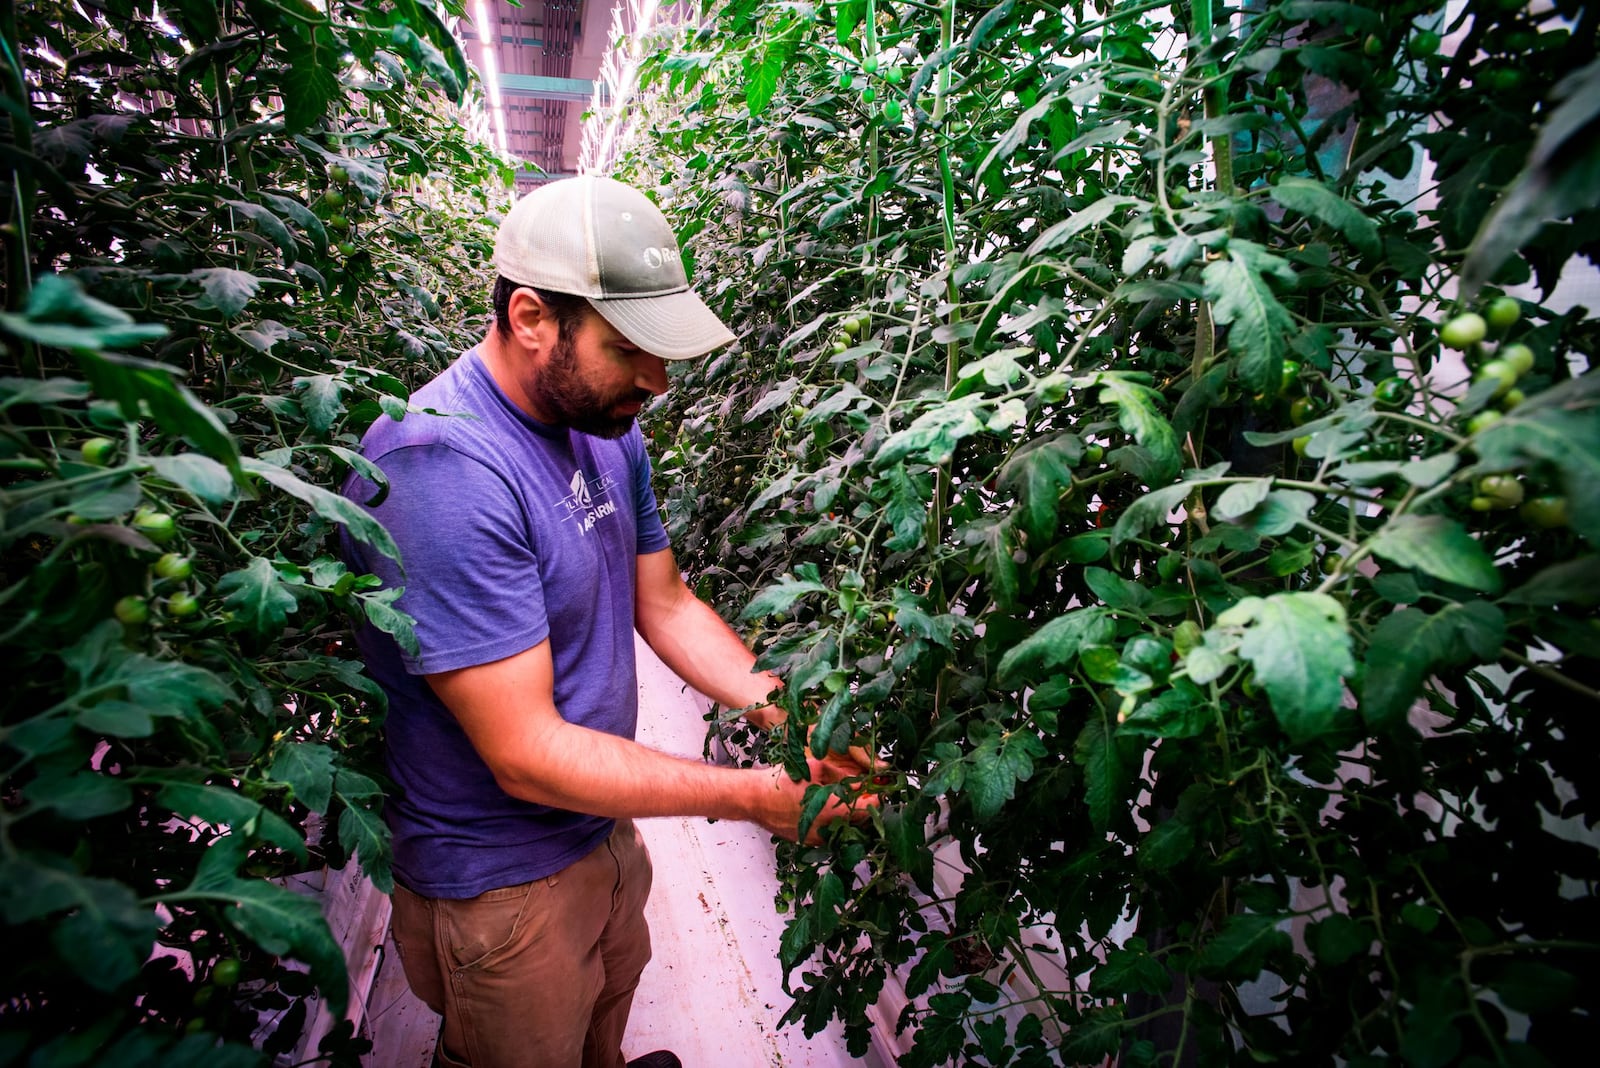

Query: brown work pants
left=390, top=819, right=654, bottom=1068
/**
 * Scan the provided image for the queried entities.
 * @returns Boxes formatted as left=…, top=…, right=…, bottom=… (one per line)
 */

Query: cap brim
left=588, top=289, right=737, bottom=361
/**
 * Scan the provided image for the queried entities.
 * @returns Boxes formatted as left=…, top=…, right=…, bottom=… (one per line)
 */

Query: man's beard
left=528, top=330, right=652, bottom=439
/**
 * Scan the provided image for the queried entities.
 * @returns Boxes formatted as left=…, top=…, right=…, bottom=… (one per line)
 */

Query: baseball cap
left=492, top=175, right=737, bottom=361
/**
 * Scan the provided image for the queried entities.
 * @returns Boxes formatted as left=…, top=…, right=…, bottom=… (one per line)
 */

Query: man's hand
left=752, top=758, right=879, bottom=845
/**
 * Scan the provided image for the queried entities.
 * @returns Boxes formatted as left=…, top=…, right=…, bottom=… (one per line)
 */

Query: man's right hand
left=751, top=756, right=878, bottom=845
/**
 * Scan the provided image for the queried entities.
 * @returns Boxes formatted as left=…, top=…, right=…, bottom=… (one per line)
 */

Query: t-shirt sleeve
left=361, top=443, right=549, bottom=675
left=632, top=435, right=671, bottom=556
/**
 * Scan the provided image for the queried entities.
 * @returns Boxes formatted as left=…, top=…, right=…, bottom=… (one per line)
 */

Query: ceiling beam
left=496, top=73, right=600, bottom=103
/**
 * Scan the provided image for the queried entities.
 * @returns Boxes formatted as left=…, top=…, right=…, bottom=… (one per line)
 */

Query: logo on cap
left=642, top=247, right=676, bottom=270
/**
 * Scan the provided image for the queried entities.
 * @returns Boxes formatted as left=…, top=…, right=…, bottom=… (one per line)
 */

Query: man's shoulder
left=361, top=352, right=492, bottom=458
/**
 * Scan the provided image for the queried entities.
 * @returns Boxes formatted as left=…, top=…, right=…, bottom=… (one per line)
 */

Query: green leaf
left=283, top=29, right=344, bottom=131
left=241, top=456, right=400, bottom=561
left=73, top=347, right=242, bottom=475
left=1474, top=407, right=1600, bottom=546
left=1216, top=593, right=1355, bottom=741
left=189, top=267, right=262, bottom=318
left=1073, top=715, right=1128, bottom=833
left=0, top=274, right=167, bottom=352
left=874, top=396, right=987, bottom=468
left=1202, top=241, right=1298, bottom=394
left=1196, top=912, right=1291, bottom=980
left=884, top=462, right=928, bottom=551
left=197, top=877, right=349, bottom=1014
left=1368, top=514, right=1502, bottom=594
left=1503, top=556, right=1600, bottom=606
left=998, top=434, right=1079, bottom=542
left=23, top=771, right=132, bottom=819
left=1092, top=373, right=1180, bottom=484
left=1091, top=940, right=1171, bottom=995
left=741, top=573, right=829, bottom=620
left=268, top=742, right=336, bottom=813
left=1269, top=177, right=1380, bottom=258
left=0, top=856, right=158, bottom=991
left=294, top=374, right=346, bottom=434
left=156, top=782, right=307, bottom=861
left=998, top=607, right=1117, bottom=685
left=338, top=802, right=394, bottom=894
left=1121, top=682, right=1210, bottom=738
left=1462, top=58, right=1600, bottom=298
left=964, top=729, right=1046, bottom=822
left=217, top=556, right=300, bottom=634
left=1308, top=913, right=1374, bottom=966
left=150, top=452, right=238, bottom=504
left=1360, top=602, right=1506, bottom=728
left=360, top=585, right=420, bottom=659
left=223, top=200, right=296, bottom=266
left=1489, top=961, right=1580, bottom=1014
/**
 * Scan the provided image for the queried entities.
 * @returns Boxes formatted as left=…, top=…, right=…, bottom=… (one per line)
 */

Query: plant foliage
left=1, top=0, right=504, bottom=1061
left=619, top=0, right=1600, bottom=1063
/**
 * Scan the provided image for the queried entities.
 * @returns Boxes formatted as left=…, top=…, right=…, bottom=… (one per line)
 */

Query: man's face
left=527, top=306, right=669, bottom=438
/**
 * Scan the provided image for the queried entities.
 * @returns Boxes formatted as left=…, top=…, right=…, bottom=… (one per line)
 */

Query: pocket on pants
left=441, top=880, right=541, bottom=971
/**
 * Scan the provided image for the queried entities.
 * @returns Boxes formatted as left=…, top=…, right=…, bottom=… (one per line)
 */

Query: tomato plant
left=618, top=0, right=1600, bottom=1063
left=2, top=1, right=505, bottom=1062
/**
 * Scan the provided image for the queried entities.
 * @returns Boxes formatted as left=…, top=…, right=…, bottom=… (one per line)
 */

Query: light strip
left=473, top=0, right=508, bottom=156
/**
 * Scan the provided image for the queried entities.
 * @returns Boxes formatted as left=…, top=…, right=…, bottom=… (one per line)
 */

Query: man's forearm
left=637, top=590, right=786, bottom=728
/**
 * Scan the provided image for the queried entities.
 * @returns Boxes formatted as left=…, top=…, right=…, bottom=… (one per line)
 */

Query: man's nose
left=637, top=354, right=669, bottom=395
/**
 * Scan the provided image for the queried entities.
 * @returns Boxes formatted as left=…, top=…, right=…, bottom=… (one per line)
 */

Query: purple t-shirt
left=340, top=348, right=671, bottom=898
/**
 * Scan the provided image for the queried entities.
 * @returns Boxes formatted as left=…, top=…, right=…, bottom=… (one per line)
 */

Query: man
left=340, top=176, right=868, bottom=1068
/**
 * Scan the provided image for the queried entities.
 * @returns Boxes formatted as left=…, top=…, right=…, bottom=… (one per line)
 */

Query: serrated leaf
left=884, top=462, right=928, bottom=552
left=23, top=770, right=132, bottom=819
left=998, top=607, right=1117, bottom=685
left=875, top=396, right=987, bottom=469
left=1073, top=715, right=1129, bottom=833
left=1503, top=556, right=1600, bottom=606
left=964, top=729, right=1045, bottom=821
left=741, top=573, right=829, bottom=620
left=294, top=373, right=345, bottom=434
left=157, top=782, right=307, bottom=861
left=149, top=452, right=238, bottom=504
left=1368, top=514, right=1502, bottom=594
left=189, top=267, right=261, bottom=318
left=268, top=742, right=336, bottom=813
left=283, top=31, right=343, bottom=131
left=199, top=876, right=348, bottom=1014
left=1202, top=241, right=1298, bottom=393
left=1093, top=373, right=1180, bottom=484
left=361, top=585, right=419, bottom=659
left=1269, top=177, right=1380, bottom=258
left=222, top=200, right=296, bottom=265
left=1196, top=912, right=1291, bottom=980
left=242, top=456, right=399, bottom=560
left=217, top=556, right=300, bottom=634
left=1135, top=820, right=1195, bottom=873
left=338, top=803, right=394, bottom=894
left=1361, top=602, right=1506, bottom=728
left=1217, top=593, right=1355, bottom=741
left=998, top=434, right=1080, bottom=542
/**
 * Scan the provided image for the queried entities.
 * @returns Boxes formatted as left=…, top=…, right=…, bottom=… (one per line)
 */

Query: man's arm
left=425, top=640, right=852, bottom=841
left=634, top=547, right=786, bottom=728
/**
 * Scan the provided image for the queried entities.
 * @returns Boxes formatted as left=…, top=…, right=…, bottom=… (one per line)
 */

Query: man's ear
left=504, top=287, right=556, bottom=352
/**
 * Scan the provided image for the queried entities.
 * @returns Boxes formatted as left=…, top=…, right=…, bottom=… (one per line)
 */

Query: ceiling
left=463, top=0, right=618, bottom=188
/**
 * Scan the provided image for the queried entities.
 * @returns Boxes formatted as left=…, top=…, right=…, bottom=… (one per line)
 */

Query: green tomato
left=1374, top=376, right=1412, bottom=409
left=1320, top=551, right=1344, bottom=575
left=80, top=436, right=117, bottom=466
left=1082, top=444, right=1105, bottom=465
left=114, top=595, right=149, bottom=625
left=885, top=66, right=904, bottom=85
left=1467, top=410, right=1503, bottom=435
left=1440, top=312, right=1488, bottom=349
left=337, top=241, right=359, bottom=257
left=838, top=72, right=855, bottom=91
left=1476, top=474, right=1524, bottom=509
left=328, top=214, right=349, bottom=231
left=1172, top=620, right=1203, bottom=657
left=154, top=553, right=193, bottom=581
left=166, top=592, right=201, bottom=618
left=756, top=226, right=773, bottom=240
left=1363, top=34, right=1385, bottom=57
left=1499, top=388, right=1526, bottom=410
left=831, top=339, right=849, bottom=355
left=842, top=315, right=862, bottom=338
left=1475, top=359, right=1518, bottom=398
left=861, top=85, right=877, bottom=103
left=863, top=55, right=879, bottom=75
left=212, top=958, right=242, bottom=987
left=1518, top=495, right=1569, bottom=530
left=323, top=188, right=347, bottom=211
left=1289, top=397, right=1320, bottom=425
left=1280, top=358, right=1301, bottom=396
left=1469, top=495, right=1497, bottom=512
left=884, top=99, right=902, bottom=124
left=1485, top=296, right=1521, bottom=332
left=1500, top=343, right=1535, bottom=376
left=329, top=164, right=349, bottom=185
left=1412, top=29, right=1441, bottom=55
left=133, top=508, right=177, bottom=544
left=1292, top=435, right=1312, bottom=457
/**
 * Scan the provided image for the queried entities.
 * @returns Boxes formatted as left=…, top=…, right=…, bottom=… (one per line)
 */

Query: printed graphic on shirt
left=555, top=468, right=620, bottom=535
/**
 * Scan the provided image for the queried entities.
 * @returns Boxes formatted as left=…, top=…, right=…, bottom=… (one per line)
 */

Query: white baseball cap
left=492, top=175, right=737, bottom=360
